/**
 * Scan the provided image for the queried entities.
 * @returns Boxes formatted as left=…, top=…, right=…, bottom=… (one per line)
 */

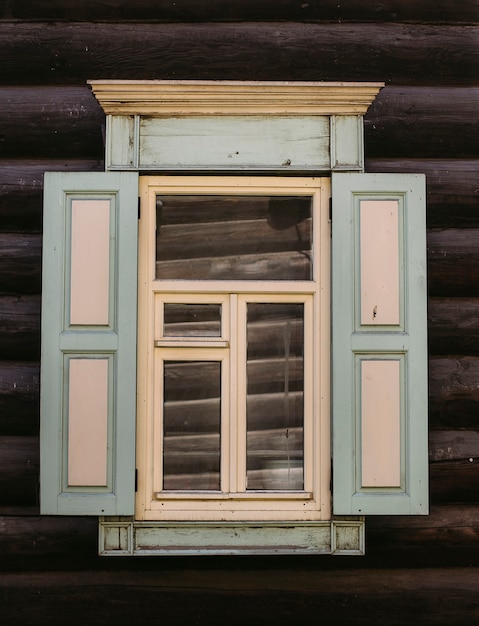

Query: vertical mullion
left=233, top=294, right=247, bottom=492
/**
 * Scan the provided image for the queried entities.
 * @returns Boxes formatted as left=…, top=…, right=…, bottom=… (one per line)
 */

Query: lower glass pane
left=246, top=303, right=304, bottom=490
left=163, top=360, right=221, bottom=490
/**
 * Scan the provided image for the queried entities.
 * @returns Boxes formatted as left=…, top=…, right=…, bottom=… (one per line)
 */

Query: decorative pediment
left=89, top=80, right=383, bottom=116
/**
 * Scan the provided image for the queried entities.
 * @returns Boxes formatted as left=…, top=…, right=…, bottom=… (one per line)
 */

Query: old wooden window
left=136, top=176, right=331, bottom=521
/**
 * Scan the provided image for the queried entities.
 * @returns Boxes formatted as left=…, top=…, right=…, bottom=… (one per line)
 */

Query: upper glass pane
left=156, top=195, right=312, bottom=280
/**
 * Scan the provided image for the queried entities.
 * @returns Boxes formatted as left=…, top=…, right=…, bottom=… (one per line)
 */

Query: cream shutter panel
left=40, top=172, right=138, bottom=515
left=332, top=173, right=428, bottom=515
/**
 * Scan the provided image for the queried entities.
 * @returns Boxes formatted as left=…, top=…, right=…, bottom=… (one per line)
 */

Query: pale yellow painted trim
left=136, top=176, right=331, bottom=522
left=68, top=358, right=109, bottom=487
left=360, top=200, right=400, bottom=326
left=70, top=200, right=110, bottom=325
left=89, top=80, right=384, bottom=116
left=361, top=360, right=401, bottom=488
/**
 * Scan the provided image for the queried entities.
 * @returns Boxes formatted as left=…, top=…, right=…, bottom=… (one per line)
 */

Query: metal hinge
left=135, top=468, right=138, bottom=492
left=329, top=197, right=332, bottom=222
left=138, top=197, right=141, bottom=220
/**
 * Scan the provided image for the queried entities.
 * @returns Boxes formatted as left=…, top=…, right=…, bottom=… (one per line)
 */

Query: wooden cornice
left=88, top=80, right=384, bottom=116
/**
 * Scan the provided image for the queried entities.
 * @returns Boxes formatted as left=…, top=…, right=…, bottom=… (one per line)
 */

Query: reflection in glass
left=246, top=303, right=304, bottom=490
left=163, top=303, right=221, bottom=337
left=163, top=361, right=221, bottom=490
left=156, top=195, right=312, bottom=280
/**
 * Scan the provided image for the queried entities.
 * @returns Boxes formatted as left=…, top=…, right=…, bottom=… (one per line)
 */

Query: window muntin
left=136, top=177, right=331, bottom=522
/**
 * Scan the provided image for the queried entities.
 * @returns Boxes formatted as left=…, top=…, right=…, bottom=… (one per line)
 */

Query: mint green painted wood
left=332, top=173, right=428, bottom=515
left=40, top=172, right=138, bottom=515
left=98, top=519, right=365, bottom=556
left=330, top=116, right=364, bottom=171
left=107, top=115, right=139, bottom=169
left=138, top=116, right=330, bottom=171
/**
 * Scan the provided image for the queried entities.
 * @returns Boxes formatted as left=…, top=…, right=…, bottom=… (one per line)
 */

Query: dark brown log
left=428, top=297, right=479, bottom=356
left=2, top=562, right=479, bottom=624
left=367, top=504, right=479, bottom=566
left=365, top=87, right=479, bottom=159
left=0, top=234, right=42, bottom=295
left=429, top=356, right=479, bottom=429
left=0, top=515, right=97, bottom=568
left=428, top=229, right=479, bottom=297
left=429, top=429, right=479, bottom=462
left=0, top=159, right=104, bottom=233
left=0, top=295, right=40, bottom=360
left=1, top=1, right=478, bottom=23
left=0, top=437, right=39, bottom=506
left=366, top=158, right=479, bottom=228
left=0, top=23, right=477, bottom=86
left=0, top=87, right=104, bottom=159
left=430, top=458, right=479, bottom=504
left=0, top=361, right=39, bottom=436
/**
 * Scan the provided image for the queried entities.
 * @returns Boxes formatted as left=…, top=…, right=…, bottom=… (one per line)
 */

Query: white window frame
left=136, top=175, right=331, bottom=522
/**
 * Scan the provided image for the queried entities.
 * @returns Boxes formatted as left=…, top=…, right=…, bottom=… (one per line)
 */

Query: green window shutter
left=40, top=172, right=139, bottom=515
left=332, top=173, right=428, bottom=515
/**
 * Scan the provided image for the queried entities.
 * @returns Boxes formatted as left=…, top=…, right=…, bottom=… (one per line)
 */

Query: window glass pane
left=163, top=361, right=221, bottom=490
left=245, top=303, right=304, bottom=490
left=163, top=303, right=221, bottom=337
left=156, top=195, right=312, bottom=280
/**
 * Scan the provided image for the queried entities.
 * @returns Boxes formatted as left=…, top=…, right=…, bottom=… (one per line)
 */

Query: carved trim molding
left=89, top=80, right=384, bottom=116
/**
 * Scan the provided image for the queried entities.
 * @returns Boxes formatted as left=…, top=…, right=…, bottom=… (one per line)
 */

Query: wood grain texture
left=0, top=295, right=40, bottom=360
left=1, top=1, right=478, bottom=23
left=428, top=229, right=479, bottom=297
left=428, top=297, right=479, bottom=355
left=0, top=361, right=39, bottom=436
left=0, top=234, right=42, bottom=295
left=1, top=565, right=479, bottom=624
left=0, top=23, right=477, bottom=86
left=429, top=357, right=479, bottom=428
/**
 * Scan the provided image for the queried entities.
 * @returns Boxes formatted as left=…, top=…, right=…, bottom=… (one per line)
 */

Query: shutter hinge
left=330, top=458, right=333, bottom=492
left=138, top=197, right=141, bottom=220
left=135, top=468, right=138, bottom=492
left=329, top=197, right=332, bottom=222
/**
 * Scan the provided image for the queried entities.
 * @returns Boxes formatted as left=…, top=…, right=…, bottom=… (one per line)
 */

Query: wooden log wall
left=1, top=3, right=479, bottom=623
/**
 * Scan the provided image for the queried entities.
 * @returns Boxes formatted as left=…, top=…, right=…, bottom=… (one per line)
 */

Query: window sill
left=98, top=517, right=365, bottom=556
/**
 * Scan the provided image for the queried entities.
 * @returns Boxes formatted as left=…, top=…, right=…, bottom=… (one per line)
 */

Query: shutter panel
left=332, top=173, right=428, bottom=515
left=40, top=172, right=138, bottom=515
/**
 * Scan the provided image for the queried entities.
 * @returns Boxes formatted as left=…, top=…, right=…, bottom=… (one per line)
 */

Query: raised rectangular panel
left=360, top=359, right=401, bottom=488
left=139, top=116, right=330, bottom=171
left=359, top=200, right=400, bottom=326
left=107, top=115, right=138, bottom=169
left=68, top=358, right=109, bottom=487
left=70, top=199, right=111, bottom=325
left=330, top=116, right=363, bottom=171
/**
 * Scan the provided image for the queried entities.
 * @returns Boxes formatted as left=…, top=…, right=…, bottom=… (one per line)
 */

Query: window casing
left=136, top=176, right=331, bottom=521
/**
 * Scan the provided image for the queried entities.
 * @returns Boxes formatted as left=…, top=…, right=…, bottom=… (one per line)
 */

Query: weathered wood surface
left=0, top=295, right=40, bottom=360
left=0, top=23, right=477, bottom=86
left=0, top=361, right=39, bottom=435
left=365, top=88, right=479, bottom=159
left=0, top=437, right=38, bottom=507
left=366, top=159, right=479, bottom=228
left=0, top=234, right=42, bottom=295
left=1, top=567, right=479, bottom=626
left=429, top=357, right=479, bottom=428
left=428, top=230, right=479, bottom=297
left=1, top=1, right=478, bottom=23
left=428, top=297, right=479, bottom=355
left=1, top=86, right=478, bottom=159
